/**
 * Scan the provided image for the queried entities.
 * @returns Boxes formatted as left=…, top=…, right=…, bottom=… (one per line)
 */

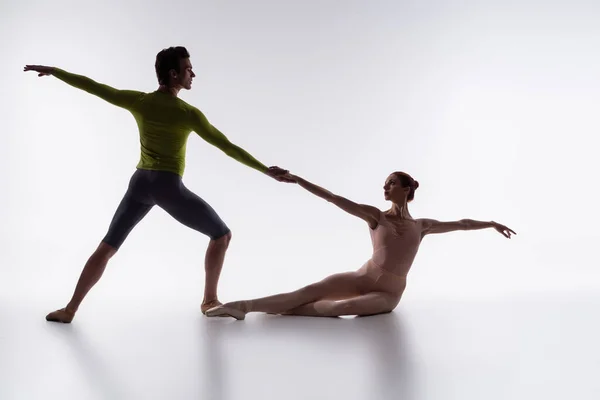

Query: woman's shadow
left=201, top=311, right=416, bottom=400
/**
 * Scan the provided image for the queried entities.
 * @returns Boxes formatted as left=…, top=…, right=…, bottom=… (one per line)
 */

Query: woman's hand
left=266, top=166, right=296, bottom=183
left=281, top=173, right=301, bottom=183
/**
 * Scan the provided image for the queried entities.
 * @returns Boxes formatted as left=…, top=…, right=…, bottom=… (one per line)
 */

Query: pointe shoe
left=46, top=308, right=75, bottom=323
left=205, top=305, right=246, bottom=320
left=201, top=300, right=223, bottom=315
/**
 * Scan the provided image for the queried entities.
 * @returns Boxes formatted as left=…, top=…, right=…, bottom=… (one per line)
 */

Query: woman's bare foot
left=201, top=299, right=222, bottom=315
left=46, top=308, right=76, bottom=323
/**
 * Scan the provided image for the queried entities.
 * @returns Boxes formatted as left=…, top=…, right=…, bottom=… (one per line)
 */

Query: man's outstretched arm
left=189, top=107, right=291, bottom=180
left=24, top=65, right=141, bottom=110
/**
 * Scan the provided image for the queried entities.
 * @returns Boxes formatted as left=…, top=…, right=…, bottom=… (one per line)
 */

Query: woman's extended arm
left=289, top=174, right=380, bottom=225
left=420, top=218, right=516, bottom=238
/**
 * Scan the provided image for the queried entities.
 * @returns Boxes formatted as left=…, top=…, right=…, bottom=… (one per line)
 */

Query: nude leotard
left=358, top=211, right=423, bottom=293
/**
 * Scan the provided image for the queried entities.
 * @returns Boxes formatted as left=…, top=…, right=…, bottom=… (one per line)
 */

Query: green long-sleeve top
left=52, top=68, right=269, bottom=177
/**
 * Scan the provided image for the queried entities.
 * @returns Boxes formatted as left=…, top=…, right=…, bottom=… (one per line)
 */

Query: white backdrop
left=2, top=0, right=599, bottom=308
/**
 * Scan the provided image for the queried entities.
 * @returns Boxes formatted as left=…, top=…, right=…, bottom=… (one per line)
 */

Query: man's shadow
left=45, top=323, right=130, bottom=400
left=201, top=312, right=416, bottom=400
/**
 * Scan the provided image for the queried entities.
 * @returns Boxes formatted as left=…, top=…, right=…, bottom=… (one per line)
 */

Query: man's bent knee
left=96, top=241, right=118, bottom=260
left=211, top=231, right=232, bottom=247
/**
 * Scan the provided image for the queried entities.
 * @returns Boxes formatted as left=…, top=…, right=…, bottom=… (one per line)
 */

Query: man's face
left=174, top=58, right=195, bottom=90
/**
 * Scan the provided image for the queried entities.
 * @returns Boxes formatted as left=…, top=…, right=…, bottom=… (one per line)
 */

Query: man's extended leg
left=46, top=242, right=118, bottom=323
left=46, top=173, right=154, bottom=323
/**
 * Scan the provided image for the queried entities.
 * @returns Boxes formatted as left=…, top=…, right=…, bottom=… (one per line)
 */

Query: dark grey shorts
left=102, top=169, right=230, bottom=249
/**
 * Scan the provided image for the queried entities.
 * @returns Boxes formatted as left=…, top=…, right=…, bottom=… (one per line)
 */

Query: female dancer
left=206, top=171, right=515, bottom=319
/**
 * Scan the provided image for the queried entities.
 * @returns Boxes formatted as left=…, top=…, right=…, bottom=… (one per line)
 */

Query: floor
left=2, top=290, right=599, bottom=400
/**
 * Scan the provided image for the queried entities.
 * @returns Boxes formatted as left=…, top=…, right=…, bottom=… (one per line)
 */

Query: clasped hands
left=265, top=166, right=298, bottom=183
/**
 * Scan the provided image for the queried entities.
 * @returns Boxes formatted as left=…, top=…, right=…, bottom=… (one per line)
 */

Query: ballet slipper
left=201, top=300, right=223, bottom=315
left=205, top=305, right=246, bottom=320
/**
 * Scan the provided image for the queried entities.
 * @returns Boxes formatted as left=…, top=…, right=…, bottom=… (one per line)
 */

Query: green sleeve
left=52, top=68, right=142, bottom=110
left=189, top=107, right=269, bottom=173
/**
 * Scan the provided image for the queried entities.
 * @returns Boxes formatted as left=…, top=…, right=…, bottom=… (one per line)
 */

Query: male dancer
left=24, top=46, right=291, bottom=323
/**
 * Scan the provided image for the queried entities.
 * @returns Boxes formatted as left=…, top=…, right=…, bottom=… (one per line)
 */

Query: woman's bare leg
left=206, top=271, right=364, bottom=319
left=280, top=292, right=401, bottom=317
left=268, top=291, right=353, bottom=315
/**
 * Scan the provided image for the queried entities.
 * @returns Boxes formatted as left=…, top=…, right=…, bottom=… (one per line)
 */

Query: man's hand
left=23, top=65, right=55, bottom=77
left=492, top=222, right=516, bottom=238
left=266, top=166, right=296, bottom=183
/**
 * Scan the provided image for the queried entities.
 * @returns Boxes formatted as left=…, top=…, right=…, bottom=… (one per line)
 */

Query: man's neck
left=157, top=85, right=180, bottom=97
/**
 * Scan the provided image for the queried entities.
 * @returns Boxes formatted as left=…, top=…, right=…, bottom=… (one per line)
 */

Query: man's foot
left=201, top=299, right=222, bottom=315
left=46, top=308, right=75, bottom=323
left=205, top=304, right=246, bottom=320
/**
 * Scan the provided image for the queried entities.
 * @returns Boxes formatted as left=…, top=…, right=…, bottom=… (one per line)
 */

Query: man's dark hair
left=155, top=46, right=190, bottom=85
